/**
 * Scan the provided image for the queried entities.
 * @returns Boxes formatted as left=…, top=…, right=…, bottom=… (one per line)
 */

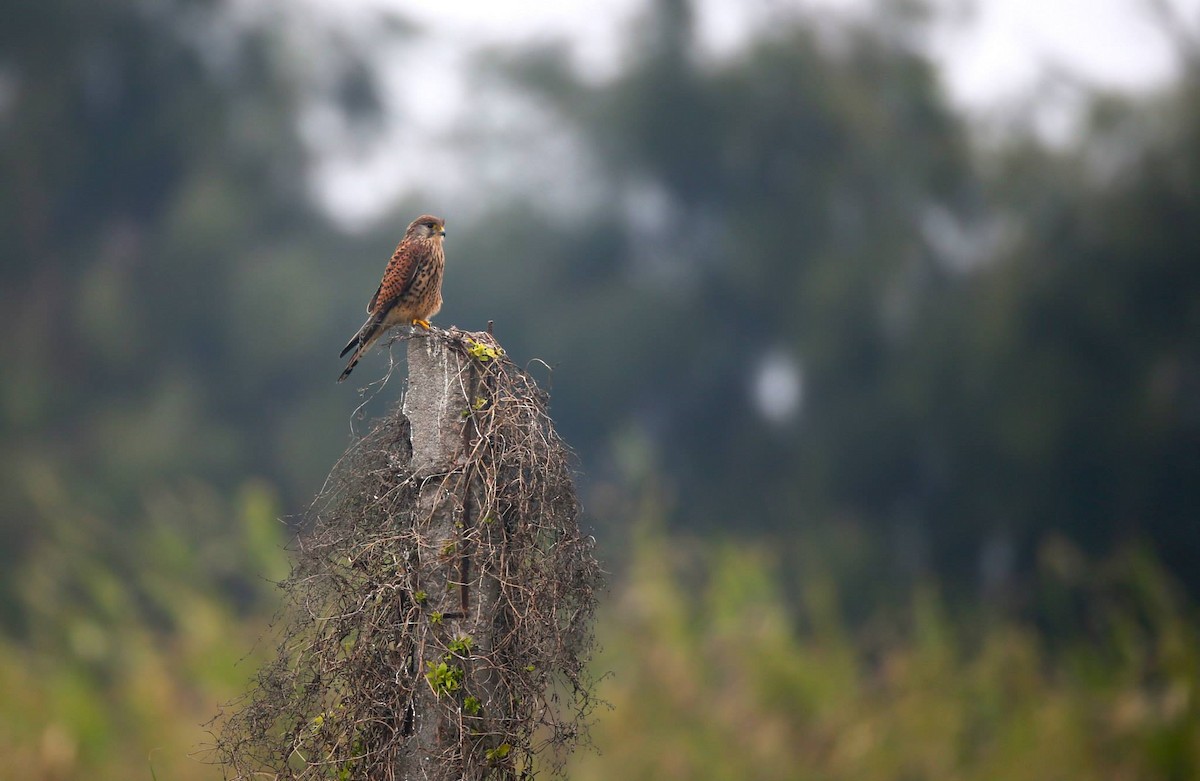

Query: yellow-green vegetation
left=465, top=340, right=504, bottom=363
left=567, top=526, right=1200, bottom=781
left=485, top=742, right=512, bottom=764
left=448, top=635, right=474, bottom=656
left=462, top=397, right=491, bottom=419
left=2, top=517, right=1198, bottom=780
left=0, top=480, right=288, bottom=781
left=425, top=659, right=466, bottom=698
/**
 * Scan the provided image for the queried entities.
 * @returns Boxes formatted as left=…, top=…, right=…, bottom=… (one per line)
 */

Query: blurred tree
left=449, top=0, right=1200, bottom=598
left=460, top=0, right=978, bottom=584
left=918, top=78, right=1200, bottom=589
left=0, top=0, right=400, bottom=627
left=0, top=1, right=426, bottom=773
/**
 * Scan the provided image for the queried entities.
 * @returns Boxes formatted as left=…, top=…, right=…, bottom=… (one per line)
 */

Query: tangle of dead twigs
left=212, top=329, right=602, bottom=780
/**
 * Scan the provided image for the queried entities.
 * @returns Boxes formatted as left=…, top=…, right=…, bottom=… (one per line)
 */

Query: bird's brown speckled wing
left=367, top=239, right=423, bottom=315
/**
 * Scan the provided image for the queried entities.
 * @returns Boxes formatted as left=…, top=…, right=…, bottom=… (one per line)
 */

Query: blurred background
left=3, top=0, right=1200, bottom=777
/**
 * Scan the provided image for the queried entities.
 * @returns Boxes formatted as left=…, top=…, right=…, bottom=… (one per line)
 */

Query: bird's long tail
left=337, top=316, right=382, bottom=382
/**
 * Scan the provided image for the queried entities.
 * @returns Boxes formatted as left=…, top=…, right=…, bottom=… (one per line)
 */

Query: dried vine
left=214, top=329, right=602, bottom=780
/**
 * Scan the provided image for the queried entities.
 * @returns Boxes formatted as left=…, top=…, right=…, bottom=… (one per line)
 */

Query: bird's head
left=408, top=214, right=447, bottom=240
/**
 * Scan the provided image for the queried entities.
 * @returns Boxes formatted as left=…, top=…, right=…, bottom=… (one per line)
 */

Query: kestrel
left=338, top=214, right=447, bottom=382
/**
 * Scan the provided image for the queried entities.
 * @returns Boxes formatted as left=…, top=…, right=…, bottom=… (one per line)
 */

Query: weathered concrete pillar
left=404, top=335, right=471, bottom=474
left=397, top=333, right=499, bottom=779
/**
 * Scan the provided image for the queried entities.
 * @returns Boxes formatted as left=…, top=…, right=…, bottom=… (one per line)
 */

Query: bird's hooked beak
left=438, top=227, right=447, bottom=237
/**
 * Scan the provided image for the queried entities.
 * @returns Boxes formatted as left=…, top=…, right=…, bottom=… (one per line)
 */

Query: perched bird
left=338, top=214, right=447, bottom=382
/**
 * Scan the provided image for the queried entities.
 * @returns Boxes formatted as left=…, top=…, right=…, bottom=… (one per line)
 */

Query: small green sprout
left=448, top=635, right=474, bottom=656
left=461, top=396, right=488, bottom=417
left=485, top=743, right=512, bottom=763
left=425, top=660, right=464, bottom=697
left=413, top=590, right=427, bottom=604
left=429, top=611, right=443, bottom=625
left=463, top=696, right=482, bottom=715
left=466, top=340, right=504, bottom=362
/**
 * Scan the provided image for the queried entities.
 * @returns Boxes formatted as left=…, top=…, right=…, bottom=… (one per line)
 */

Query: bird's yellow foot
left=412, top=319, right=432, bottom=330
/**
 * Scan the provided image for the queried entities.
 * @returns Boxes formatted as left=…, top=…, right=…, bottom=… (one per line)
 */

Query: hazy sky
left=346, top=0, right=1196, bottom=108
left=300, top=0, right=1199, bottom=225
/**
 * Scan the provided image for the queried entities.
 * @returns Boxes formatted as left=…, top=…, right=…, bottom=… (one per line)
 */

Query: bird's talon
left=412, top=319, right=432, bottom=330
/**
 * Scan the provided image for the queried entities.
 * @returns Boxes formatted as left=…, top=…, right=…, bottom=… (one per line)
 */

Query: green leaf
left=485, top=742, right=512, bottom=763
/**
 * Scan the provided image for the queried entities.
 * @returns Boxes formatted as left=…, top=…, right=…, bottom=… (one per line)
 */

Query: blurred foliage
left=568, top=521, right=1200, bottom=781
left=4, top=501, right=1198, bottom=780
left=0, top=1, right=385, bottom=776
left=0, top=477, right=287, bottom=779
left=459, top=0, right=977, bottom=538
left=944, top=94, right=1200, bottom=585
left=449, top=0, right=1200, bottom=595
left=0, top=0, right=379, bottom=625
